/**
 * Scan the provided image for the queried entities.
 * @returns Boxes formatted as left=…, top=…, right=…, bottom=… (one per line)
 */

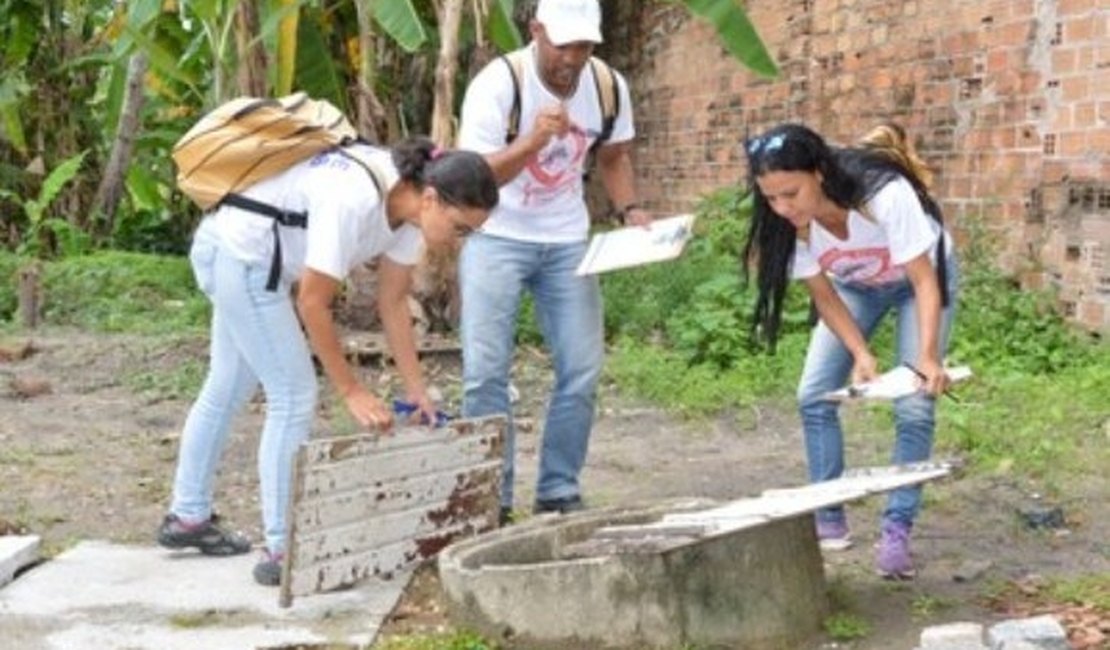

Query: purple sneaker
left=816, top=518, right=853, bottom=551
left=876, top=520, right=915, bottom=579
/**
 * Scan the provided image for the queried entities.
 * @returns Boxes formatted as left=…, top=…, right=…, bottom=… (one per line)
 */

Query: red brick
left=1065, top=16, right=1097, bottom=42
left=987, top=49, right=1011, bottom=72
left=1058, top=0, right=1095, bottom=14
left=1088, top=130, right=1110, bottom=156
left=1051, top=48, right=1079, bottom=74
left=1062, top=76, right=1091, bottom=101
left=1057, top=131, right=1087, bottom=156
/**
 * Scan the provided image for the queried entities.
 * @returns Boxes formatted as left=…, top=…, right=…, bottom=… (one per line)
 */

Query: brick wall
left=600, top=0, right=1109, bottom=331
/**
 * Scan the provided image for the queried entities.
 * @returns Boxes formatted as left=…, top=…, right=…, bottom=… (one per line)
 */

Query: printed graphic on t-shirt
left=817, top=247, right=906, bottom=285
left=521, top=125, right=588, bottom=206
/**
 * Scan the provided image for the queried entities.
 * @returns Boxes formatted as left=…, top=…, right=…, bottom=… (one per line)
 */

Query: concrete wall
left=600, top=0, right=1109, bottom=331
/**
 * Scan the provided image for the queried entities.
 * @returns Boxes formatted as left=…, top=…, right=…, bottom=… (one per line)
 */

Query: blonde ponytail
left=858, top=123, right=934, bottom=190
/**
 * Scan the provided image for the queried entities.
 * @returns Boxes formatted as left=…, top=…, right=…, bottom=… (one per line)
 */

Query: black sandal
left=156, top=513, right=252, bottom=556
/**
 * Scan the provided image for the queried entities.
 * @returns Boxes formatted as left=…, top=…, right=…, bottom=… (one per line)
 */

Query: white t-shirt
left=208, top=144, right=424, bottom=283
left=792, top=177, right=949, bottom=286
left=457, top=44, right=635, bottom=243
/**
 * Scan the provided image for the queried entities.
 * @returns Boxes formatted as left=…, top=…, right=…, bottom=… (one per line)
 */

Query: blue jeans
left=799, top=256, right=958, bottom=527
left=171, top=220, right=317, bottom=553
left=459, top=233, right=604, bottom=507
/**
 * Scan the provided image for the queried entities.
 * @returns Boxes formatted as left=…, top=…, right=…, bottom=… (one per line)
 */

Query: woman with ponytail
left=741, top=123, right=957, bottom=579
left=157, top=136, right=498, bottom=586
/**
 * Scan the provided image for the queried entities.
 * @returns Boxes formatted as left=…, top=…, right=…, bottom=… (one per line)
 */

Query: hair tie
left=430, top=146, right=446, bottom=160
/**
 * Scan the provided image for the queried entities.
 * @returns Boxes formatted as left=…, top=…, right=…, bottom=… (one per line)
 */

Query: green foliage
left=0, top=251, right=209, bottom=333
left=823, top=612, right=871, bottom=641
left=936, top=347, right=1109, bottom=478
left=0, top=151, right=92, bottom=257
left=606, top=335, right=804, bottom=416
left=1047, top=574, right=1110, bottom=611
left=950, top=219, right=1091, bottom=375
left=376, top=631, right=495, bottom=650
left=667, top=0, right=779, bottom=78
left=910, top=592, right=955, bottom=620
left=0, top=250, right=20, bottom=319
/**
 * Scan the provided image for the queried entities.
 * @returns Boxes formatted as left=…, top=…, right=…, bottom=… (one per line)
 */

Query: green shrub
left=0, top=251, right=210, bottom=333
left=0, top=251, right=20, bottom=321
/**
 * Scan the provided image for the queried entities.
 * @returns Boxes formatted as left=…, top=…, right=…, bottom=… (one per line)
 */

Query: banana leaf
left=674, top=0, right=778, bottom=78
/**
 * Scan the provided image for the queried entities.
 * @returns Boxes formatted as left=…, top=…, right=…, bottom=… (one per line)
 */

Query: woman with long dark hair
left=742, top=123, right=957, bottom=579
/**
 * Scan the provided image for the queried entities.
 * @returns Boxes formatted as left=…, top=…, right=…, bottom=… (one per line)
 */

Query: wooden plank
left=287, top=518, right=483, bottom=596
left=299, top=416, right=504, bottom=462
left=294, top=481, right=499, bottom=564
left=279, top=416, right=506, bottom=607
left=587, top=463, right=954, bottom=547
left=292, top=462, right=500, bottom=530
left=300, top=429, right=501, bottom=497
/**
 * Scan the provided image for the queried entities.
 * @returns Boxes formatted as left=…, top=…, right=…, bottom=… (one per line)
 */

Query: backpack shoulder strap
left=337, top=145, right=386, bottom=199
left=588, top=56, right=620, bottom=148
left=501, top=50, right=528, bottom=145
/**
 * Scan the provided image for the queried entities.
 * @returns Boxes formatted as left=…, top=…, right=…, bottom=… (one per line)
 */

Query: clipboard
left=823, top=365, right=973, bottom=402
left=575, top=214, right=696, bottom=276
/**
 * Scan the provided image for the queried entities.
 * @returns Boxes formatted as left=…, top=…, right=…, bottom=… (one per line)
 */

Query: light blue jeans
left=800, top=255, right=958, bottom=527
left=459, top=233, right=604, bottom=507
left=171, top=220, right=317, bottom=553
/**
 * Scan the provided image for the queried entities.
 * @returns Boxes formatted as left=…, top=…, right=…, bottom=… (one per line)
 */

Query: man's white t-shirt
left=208, top=144, right=424, bottom=283
left=792, top=177, right=949, bottom=286
left=457, top=44, right=635, bottom=243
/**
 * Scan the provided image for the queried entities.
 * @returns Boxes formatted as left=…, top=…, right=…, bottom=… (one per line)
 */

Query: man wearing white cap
left=458, top=0, right=650, bottom=524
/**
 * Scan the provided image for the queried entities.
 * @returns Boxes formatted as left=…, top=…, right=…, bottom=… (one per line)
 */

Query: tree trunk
left=92, top=52, right=148, bottom=237
left=354, top=0, right=388, bottom=142
left=235, top=1, right=268, bottom=96
left=410, top=0, right=468, bottom=333
left=430, top=0, right=465, bottom=146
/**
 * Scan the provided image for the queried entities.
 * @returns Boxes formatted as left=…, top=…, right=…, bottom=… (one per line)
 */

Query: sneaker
left=533, top=495, right=584, bottom=515
left=157, top=513, right=251, bottom=556
left=876, top=520, right=915, bottom=579
left=253, top=549, right=284, bottom=587
left=816, top=518, right=853, bottom=551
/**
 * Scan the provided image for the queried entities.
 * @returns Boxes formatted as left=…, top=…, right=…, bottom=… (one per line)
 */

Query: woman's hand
left=914, top=357, right=950, bottom=397
left=399, top=389, right=440, bottom=427
left=850, top=350, right=879, bottom=387
left=342, top=385, right=394, bottom=432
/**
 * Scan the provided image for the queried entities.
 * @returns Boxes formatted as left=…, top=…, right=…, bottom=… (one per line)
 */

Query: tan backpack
left=172, top=92, right=385, bottom=291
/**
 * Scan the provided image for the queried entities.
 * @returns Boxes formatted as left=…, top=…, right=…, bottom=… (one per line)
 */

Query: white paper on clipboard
left=575, top=214, right=696, bottom=276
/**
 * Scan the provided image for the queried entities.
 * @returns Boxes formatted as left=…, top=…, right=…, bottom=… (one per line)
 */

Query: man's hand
left=623, top=205, right=652, bottom=227
left=526, top=104, right=571, bottom=150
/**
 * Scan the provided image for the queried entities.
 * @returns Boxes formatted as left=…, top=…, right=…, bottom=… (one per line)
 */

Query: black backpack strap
left=220, top=193, right=307, bottom=292
left=501, top=53, right=525, bottom=145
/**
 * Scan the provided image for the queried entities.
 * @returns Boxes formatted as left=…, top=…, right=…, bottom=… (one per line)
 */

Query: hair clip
left=430, top=146, right=446, bottom=160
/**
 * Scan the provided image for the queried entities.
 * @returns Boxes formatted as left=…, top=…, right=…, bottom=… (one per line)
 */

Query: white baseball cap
left=536, top=0, right=603, bottom=46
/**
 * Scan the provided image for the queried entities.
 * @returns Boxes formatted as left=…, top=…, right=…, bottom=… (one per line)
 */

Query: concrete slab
left=0, top=535, right=40, bottom=588
left=0, top=540, right=408, bottom=650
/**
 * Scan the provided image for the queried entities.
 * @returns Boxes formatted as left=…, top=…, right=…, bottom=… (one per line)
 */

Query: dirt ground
left=1, top=330, right=1108, bottom=649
